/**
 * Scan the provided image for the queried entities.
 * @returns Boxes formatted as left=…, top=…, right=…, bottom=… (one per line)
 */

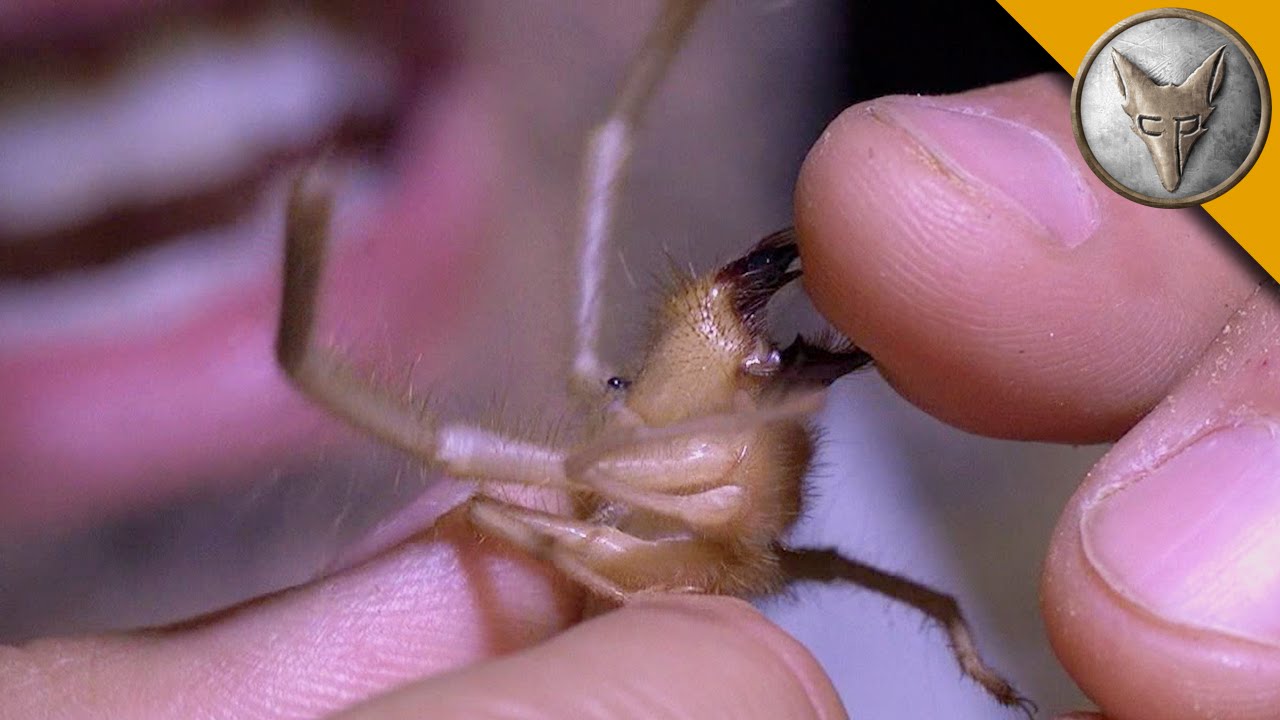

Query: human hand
left=2, top=511, right=843, bottom=720
left=795, top=73, right=1270, bottom=720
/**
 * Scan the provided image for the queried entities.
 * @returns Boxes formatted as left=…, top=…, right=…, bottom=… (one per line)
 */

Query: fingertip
left=1042, top=288, right=1280, bottom=720
left=796, top=74, right=1259, bottom=442
left=342, top=594, right=847, bottom=720
left=624, top=595, right=848, bottom=720
left=1042, top=487, right=1280, bottom=720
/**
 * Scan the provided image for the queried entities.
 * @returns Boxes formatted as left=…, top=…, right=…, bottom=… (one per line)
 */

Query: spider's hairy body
left=440, top=230, right=829, bottom=602
left=575, top=261, right=816, bottom=595
left=274, top=0, right=1033, bottom=713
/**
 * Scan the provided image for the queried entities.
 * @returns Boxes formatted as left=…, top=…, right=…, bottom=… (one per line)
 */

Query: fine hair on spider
left=275, top=1, right=1034, bottom=716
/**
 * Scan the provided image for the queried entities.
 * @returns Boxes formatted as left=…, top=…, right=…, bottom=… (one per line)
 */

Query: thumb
left=1043, top=285, right=1280, bottom=720
left=336, top=595, right=846, bottom=720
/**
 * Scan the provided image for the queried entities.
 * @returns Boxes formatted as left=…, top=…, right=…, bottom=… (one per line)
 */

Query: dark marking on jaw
left=715, top=227, right=802, bottom=331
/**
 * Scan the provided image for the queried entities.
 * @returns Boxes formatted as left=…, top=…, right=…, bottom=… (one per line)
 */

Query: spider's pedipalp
left=276, top=179, right=569, bottom=489
left=436, top=424, right=568, bottom=486
left=571, top=0, right=711, bottom=400
left=277, top=177, right=439, bottom=460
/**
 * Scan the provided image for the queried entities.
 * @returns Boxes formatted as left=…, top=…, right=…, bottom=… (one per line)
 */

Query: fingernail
left=877, top=98, right=1098, bottom=248
left=1082, top=423, right=1280, bottom=645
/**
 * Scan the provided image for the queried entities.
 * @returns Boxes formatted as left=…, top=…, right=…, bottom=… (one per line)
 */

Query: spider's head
left=625, top=230, right=800, bottom=425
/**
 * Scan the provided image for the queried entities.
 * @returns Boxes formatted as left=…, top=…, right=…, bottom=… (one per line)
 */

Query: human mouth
left=0, top=1, right=495, bottom=638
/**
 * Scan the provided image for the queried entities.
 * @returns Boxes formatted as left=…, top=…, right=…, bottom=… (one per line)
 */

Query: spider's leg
left=572, top=389, right=826, bottom=467
left=777, top=546, right=1036, bottom=718
left=588, top=481, right=746, bottom=531
left=468, top=496, right=699, bottom=603
left=572, top=0, right=710, bottom=398
left=560, top=427, right=745, bottom=529
left=278, top=177, right=568, bottom=484
left=561, top=392, right=827, bottom=530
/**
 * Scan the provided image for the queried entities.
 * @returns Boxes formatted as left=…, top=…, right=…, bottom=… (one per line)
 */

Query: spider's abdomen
left=734, top=417, right=813, bottom=545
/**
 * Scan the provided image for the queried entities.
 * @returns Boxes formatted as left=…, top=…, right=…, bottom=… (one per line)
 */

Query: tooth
left=0, top=14, right=398, bottom=241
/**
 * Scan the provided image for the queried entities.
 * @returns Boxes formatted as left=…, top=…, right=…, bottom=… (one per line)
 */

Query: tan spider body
left=525, top=234, right=819, bottom=600
left=276, top=0, right=1033, bottom=714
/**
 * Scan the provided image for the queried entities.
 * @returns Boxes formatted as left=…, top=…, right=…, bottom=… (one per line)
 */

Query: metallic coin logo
left=1071, top=9, right=1270, bottom=207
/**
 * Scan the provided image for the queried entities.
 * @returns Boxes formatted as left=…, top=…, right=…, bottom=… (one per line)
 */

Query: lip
left=0, top=2, right=499, bottom=637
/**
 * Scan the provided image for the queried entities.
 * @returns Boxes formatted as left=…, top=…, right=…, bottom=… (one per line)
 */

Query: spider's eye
left=606, top=376, right=631, bottom=391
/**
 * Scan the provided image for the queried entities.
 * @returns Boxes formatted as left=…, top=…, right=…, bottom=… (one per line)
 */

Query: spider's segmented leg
left=777, top=547, right=1036, bottom=719
left=277, top=173, right=437, bottom=457
left=468, top=497, right=703, bottom=602
left=565, top=427, right=747, bottom=529
left=572, top=0, right=710, bottom=398
left=468, top=497, right=655, bottom=602
left=589, top=481, right=745, bottom=530
left=570, top=389, right=827, bottom=467
left=277, top=177, right=567, bottom=484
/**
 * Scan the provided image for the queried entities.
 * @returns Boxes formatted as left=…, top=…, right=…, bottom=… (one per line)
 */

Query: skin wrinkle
left=831, top=140, right=1022, bottom=334
left=826, top=168, right=967, bottom=335
left=873, top=101, right=1058, bottom=250
left=1015, top=297, right=1161, bottom=398
left=333, top=596, right=843, bottom=720
left=0, top=521, right=577, bottom=720
left=839, top=182, right=1062, bottom=345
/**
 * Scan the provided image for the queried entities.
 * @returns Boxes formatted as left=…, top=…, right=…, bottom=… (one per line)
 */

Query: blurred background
left=0, top=1, right=1098, bottom=716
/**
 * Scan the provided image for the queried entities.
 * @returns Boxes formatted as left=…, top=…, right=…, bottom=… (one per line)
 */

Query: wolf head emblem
left=1112, top=46, right=1227, bottom=192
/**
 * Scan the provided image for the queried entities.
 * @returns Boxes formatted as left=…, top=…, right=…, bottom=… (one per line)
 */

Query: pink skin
left=797, top=75, right=1258, bottom=445
left=0, top=0, right=545, bottom=641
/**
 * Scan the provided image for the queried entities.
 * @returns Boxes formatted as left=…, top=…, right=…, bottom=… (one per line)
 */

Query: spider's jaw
left=625, top=231, right=803, bottom=425
left=714, top=228, right=801, bottom=336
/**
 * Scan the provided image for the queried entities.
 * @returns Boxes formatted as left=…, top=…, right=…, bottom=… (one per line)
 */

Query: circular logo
left=1071, top=9, right=1270, bottom=208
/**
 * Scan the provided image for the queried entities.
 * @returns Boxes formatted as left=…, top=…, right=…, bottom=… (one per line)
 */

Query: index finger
left=795, top=74, right=1261, bottom=443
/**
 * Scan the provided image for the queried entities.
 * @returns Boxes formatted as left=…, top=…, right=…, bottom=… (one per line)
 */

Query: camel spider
left=276, top=0, right=1032, bottom=714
